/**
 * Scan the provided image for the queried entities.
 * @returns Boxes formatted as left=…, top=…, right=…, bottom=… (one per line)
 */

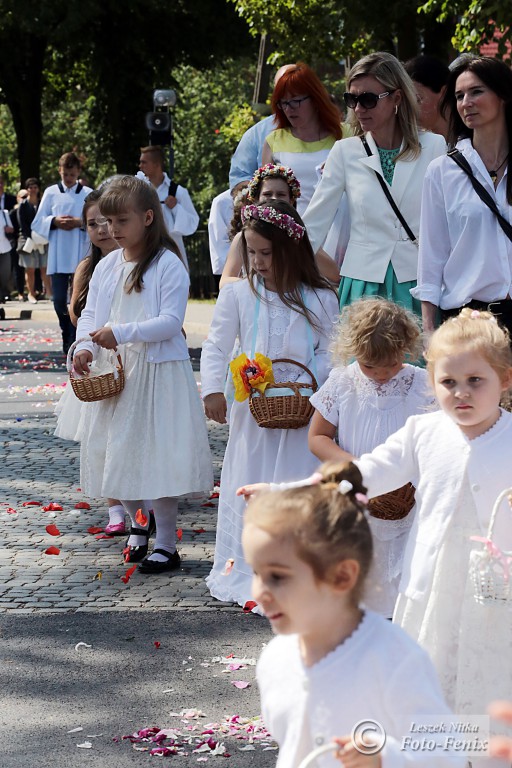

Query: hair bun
left=319, top=461, right=367, bottom=497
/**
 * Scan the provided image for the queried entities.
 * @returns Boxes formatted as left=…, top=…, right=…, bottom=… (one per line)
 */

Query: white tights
left=121, top=497, right=179, bottom=560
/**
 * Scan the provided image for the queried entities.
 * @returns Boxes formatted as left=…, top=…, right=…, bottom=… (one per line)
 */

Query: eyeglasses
left=343, top=90, right=395, bottom=110
left=278, top=95, right=310, bottom=111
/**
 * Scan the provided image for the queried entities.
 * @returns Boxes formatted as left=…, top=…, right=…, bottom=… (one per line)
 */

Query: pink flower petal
left=231, top=681, right=250, bottom=689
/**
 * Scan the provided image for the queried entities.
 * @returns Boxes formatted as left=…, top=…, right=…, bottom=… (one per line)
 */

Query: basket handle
left=67, top=337, right=123, bottom=377
left=269, top=358, right=318, bottom=390
left=486, top=487, right=512, bottom=542
left=297, top=742, right=337, bottom=768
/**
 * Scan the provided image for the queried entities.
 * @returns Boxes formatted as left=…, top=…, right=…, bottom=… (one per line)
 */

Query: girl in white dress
left=73, top=176, right=213, bottom=573
left=308, top=298, right=436, bottom=617
left=242, top=463, right=462, bottom=768
left=242, top=310, right=512, bottom=744
left=201, top=200, right=338, bottom=610
left=54, top=189, right=129, bottom=535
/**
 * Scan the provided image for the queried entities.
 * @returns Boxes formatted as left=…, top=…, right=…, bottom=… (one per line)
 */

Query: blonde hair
left=331, top=297, right=422, bottom=366
left=347, top=51, right=420, bottom=161
left=426, top=308, right=512, bottom=383
left=245, top=462, right=373, bottom=605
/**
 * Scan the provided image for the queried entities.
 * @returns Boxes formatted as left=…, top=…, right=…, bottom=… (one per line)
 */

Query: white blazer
left=200, top=278, right=339, bottom=399
left=302, top=131, right=446, bottom=283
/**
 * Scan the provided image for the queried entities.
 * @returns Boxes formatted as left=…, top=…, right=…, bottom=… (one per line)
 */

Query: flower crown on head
left=247, top=163, right=301, bottom=203
left=241, top=203, right=305, bottom=242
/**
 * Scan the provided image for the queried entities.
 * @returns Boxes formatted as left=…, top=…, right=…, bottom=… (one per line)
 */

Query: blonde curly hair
left=331, top=297, right=422, bottom=366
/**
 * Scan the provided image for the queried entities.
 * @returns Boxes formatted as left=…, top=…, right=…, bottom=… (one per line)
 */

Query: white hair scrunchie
left=338, top=480, right=353, bottom=495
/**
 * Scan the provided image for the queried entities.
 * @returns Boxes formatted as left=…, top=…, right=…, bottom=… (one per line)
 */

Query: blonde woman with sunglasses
left=303, top=51, right=446, bottom=316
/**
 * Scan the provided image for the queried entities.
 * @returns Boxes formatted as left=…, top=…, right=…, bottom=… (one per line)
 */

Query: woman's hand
left=73, top=350, right=93, bottom=376
left=236, top=482, right=271, bottom=501
left=333, top=737, right=382, bottom=768
left=90, top=327, right=118, bottom=349
left=203, top=393, right=227, bottom=423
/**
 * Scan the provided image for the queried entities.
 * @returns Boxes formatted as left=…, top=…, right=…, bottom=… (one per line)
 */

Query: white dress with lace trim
left=310, top=362, right=437, bottom=617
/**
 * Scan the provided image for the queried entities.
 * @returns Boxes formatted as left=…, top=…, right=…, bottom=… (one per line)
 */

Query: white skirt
left=54, top=383, right=85, bottom=441
left=80, top=347, right=213, bottom=499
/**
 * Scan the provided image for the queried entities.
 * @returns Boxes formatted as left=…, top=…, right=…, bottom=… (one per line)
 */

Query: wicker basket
left=368, top=483, right=416, bottom=521
left=469, top=487, right=512, bottom=605
left=67, top=338, right=125, bottom=403
left=249, top=358, right=318, bottom=430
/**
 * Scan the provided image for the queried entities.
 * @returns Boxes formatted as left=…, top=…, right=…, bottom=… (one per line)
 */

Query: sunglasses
left=343, top=90, right=395, bottom=110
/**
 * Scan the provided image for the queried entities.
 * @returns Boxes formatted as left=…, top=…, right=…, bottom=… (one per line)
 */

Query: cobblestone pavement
left=0, top=315, right=236, bottom=615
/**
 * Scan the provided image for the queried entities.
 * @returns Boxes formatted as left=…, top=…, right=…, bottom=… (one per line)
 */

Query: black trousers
left=441, top=298, right=512, bottom=338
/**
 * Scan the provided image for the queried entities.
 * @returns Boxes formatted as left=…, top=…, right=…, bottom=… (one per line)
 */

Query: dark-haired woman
left=414, top=55, right=512, bottom=335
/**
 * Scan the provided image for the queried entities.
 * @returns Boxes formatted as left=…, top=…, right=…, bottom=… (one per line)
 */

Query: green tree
left=419, top=0, right=511, bottom=58
left=0, top=0, right=255, bottom=181
left=230, top=0, right=455, bottom=62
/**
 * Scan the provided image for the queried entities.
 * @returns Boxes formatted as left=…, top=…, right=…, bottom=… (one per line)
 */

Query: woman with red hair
left=262, top=62, right=344, bottom=216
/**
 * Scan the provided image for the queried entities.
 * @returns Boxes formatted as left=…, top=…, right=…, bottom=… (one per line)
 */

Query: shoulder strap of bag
left=360, top=136, right=417, bottom=243
left=168, top=180, right=178, bottom=197
left=447, top=148, right=512, bottom=242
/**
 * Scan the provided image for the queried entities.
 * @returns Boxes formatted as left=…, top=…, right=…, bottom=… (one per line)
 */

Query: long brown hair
left=240, top=200, right=336, bottom=329
left=98, top=175, right=183, bottom=292
left=72, top=190, right=107, bottom=319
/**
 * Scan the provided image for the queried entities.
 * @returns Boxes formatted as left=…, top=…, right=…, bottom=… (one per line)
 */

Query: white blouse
left=412, top=138, right=512, bottom=309
left=310, top=362, right=436, bottom=456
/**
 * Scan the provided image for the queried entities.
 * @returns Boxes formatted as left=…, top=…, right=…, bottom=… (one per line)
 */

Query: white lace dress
left=79, top=260, right=213, bottom=500
left=394, top=476, right=512, bottom=730
left=310, top=363, right=437, bottom=617
left=206, top=292, right=323, bottom=610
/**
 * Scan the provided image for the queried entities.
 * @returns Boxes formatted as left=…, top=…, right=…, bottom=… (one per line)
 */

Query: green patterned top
left=377, top=146, right=400, bottom=185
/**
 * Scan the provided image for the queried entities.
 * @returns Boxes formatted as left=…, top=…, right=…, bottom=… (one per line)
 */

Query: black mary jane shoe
left=123, top=526, right=151, bottom=563
left=138, top=549, right=181, bottom=574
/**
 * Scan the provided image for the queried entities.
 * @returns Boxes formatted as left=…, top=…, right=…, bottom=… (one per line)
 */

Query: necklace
left=488, top=155, right=508, bottom=184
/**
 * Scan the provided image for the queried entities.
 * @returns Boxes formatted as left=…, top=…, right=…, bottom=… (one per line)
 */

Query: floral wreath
left=246, top=163, right=301, bottom=203
left=241, top=203, right=305, bottom=241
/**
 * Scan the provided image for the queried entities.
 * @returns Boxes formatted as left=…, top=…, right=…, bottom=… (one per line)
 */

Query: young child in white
left=201, top=199, right=338, bottom=610
left=73, top=175, right=213, bottom=573
left=242, top=462, right=464, bottom=768
left=308, top=298, right=436, bottom=618
left=353, top=309, right=512, bottom=728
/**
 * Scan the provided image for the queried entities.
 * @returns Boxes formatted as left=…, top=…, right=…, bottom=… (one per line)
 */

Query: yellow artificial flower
left=230, top=353, right=274, bottom=402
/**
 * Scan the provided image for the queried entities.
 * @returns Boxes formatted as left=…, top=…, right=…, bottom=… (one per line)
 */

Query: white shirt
left=31, top=182, right=92, bottom=274
left=0, top=209, right=12, bottom=253
left=207, top=189, right=233, bottom=275
left=257, top=611, right=463, bottom=768
left=412, top=138, right=512, bottom=308
left=155, top=173, right=199, bottom=270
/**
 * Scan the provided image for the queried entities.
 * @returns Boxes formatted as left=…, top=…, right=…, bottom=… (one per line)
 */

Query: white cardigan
left=76, top=247, right=190, bottom=363
left=200, top=279, right=339, bottom=398
left=356, top=409, right=512, bottom=601
left=302, top=131, right=446, bottom=283
left=257, top=611, right=463, bottom=768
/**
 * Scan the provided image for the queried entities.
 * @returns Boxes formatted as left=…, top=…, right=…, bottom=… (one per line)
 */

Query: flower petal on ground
left=44, top=546, right=60, bottom=555
left=42, top=503, right=63, bottom=512
left=75, top=501, right=91, bottom=509
left=177, top=528, right=183, bottom=540
left=121, top=565, right=137, bottom=584
left=243, top=601, right=258, bottom=612
left=87, top=526, right=103, bottom=534
left=231, top=681, right=250, bottom=689
left=74, top=642, right=92, bottom=651
left=45, top=524, right=61, bottom=536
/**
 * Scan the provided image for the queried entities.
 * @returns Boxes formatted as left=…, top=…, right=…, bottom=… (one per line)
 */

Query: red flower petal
left=243, top=601, right=258, bottom=613
left=193, top=528, right=206, bottom=534
left=87, top=526, right=104, bottom=534
left=95, top=534, right=114, bottom=540
left=176, top=528, right=183, bottom=540
left=135, top=508, right=148, bottom=527
left=22, top=501, right=41, bottom=507
left=45, top=546, right=60, bottom=555
left=45, top=524, right=61, bottom=536
left=74, top=501, right=91, bottom=510
left=154, top=641, right=161, bottom=649
left=6, top=507, right=17, bottom=514
left=201, top=502, right=215, bottom=507
left=42, top=503, right=63, bottom=512
left=121, top=564, right=137, bottom=584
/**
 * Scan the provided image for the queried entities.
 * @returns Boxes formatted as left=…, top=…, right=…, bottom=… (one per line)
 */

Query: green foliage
left=171, top=59, right=257, bottom=223
left=0, top=105, right=18, bottom=187
left=420, top=0, right=511, bottom=57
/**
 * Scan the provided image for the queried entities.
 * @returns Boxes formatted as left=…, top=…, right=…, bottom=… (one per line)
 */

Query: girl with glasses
left=302, top=52, right=446, bottom=318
